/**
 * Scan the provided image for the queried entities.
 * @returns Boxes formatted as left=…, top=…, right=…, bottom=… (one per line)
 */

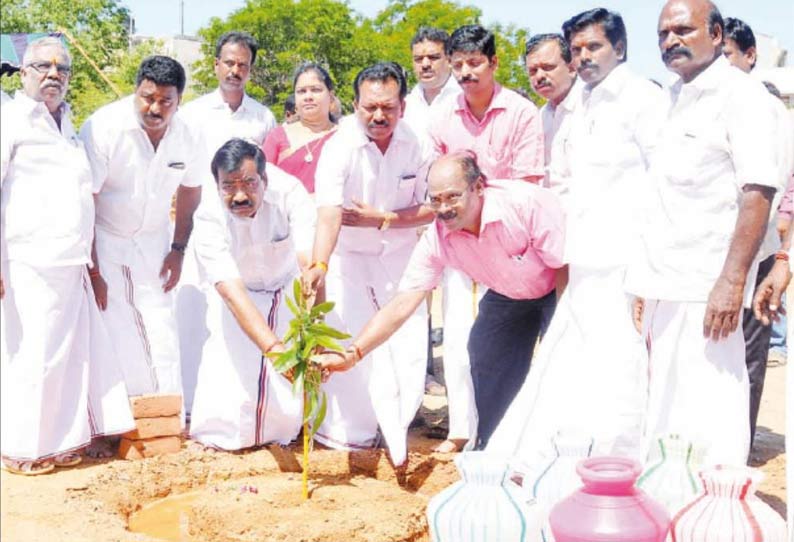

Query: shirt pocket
left=393, top=174, right=418, bottom=209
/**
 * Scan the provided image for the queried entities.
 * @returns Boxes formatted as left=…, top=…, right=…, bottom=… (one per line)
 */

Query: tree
left=0, top=0, right=137, bottom=125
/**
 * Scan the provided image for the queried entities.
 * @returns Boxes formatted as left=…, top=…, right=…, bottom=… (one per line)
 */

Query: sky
left=123, top=0, right=794, bottom=82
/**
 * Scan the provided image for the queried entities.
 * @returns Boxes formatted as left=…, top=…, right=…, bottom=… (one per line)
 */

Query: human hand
left=301, top=266, right=326, bottom=299
left=0, top=273, right=4, bottom=299
left=159, top=250, right=184, bottom=292
left=315, top=350, right=357, bottom=373
left=703, top=275, right=745, bottom=341
left=753, top=259, right=791, bottom=326
left=342, top=199, right=385, bottom=228
left=90, top=273, right=109, bottom=310
left=632, top=296, right=644, bottom=334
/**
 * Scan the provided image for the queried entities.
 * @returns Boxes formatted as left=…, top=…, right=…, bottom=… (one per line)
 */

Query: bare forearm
left=312, top=206, right=342, bottom=263
left=173, top=185, right=202, bottom=246
left=720, top=185, right=775, bottom=284
left=354, top=290, right=427, bottom=356
left=216, top=279, right=281, bottom=352
left=390, top=204, right=435, bottom=228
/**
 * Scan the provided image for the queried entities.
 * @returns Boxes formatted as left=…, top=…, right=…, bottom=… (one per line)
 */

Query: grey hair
left=22, top=36, right=71, bottom=66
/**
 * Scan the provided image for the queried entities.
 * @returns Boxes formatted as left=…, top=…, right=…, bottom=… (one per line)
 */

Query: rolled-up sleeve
left=79, top=116, right=110, bottom=194
left=192, top=195, right=240, bottom=285
left=285, top=181, right=316, bottom=255
left=729, top=84, right=780, bottom=191
left=398, top=225, right=446, bottom=292
left=510, top=102, right=545, bottom=181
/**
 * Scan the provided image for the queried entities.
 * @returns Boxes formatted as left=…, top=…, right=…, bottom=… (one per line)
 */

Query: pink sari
left=262, top=125, right=336, bottom=193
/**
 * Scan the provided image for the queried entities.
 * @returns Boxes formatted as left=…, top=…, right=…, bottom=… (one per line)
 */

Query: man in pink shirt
left=429, top=24, right=545, bottom=183
left=319, top=151, right=565, bottom=448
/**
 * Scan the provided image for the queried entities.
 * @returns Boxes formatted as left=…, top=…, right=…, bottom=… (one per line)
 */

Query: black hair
left=292, top=62, right=334, bottom=92
left=447, top=24, right=496, bottom=59
left=136, top=55, right=186, bottom=94
left=525, top=33, right=572, bottom=64
left=708, top=4, right=725, bottom=39
left=215, top=31, right=258, bottom=64
left=284, top=94, right=296, bottom=115
left=562, top=8, right=628, bottom=61
left=724, top=17, right=755, bottom=52
left=353, top=61, right=407, bottom=102
left=411, top=27, right=450, bottom=49
left=211, top=138, right=266, bottom=182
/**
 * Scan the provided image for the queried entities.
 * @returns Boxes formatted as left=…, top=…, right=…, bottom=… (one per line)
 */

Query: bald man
left=626, top=0, right=781, bottom=466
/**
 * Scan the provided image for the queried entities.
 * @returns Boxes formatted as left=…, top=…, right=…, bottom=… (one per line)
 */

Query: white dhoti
left=100, top=260, right=182, bottom=397
left=317, top=246, right=428, bottom=465
left=190, top=284, right=302, bottom=450
left=488, top=265, right=647, bottom=465
left=440, top=268, right=481, bottom=443
left=641, top=299, right=750, bottom=467
left=1, top=262, right=91, bottom=461
left=175, top=245, right=211, bottom=414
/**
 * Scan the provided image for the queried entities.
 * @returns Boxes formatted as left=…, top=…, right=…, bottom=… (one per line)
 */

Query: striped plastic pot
left=671, top=465, right=786, bottom=542
left=637, top=434, right=705, bottom=516
left=427, top=451, right=543, bottom=542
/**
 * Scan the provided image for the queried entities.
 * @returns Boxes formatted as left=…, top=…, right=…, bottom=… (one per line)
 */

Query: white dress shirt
left=80, top=95, right=208, bottom=273
left=1, top=93, right=93, bottom=267
left=402, top=75, right=461, bottom=139
left=193, top=163, right=315, bottom=290
left=625, top=56, right=780, bottom=304
left=541, top=77, right=584, bottom=200
left=564, top=63, right=666, bottom=268
left=179, top=88, right=277, bottom=155
left=314, top=115, right=432, bottom=257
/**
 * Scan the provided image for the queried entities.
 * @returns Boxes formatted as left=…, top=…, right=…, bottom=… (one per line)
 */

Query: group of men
left=1, top=0, right=792, bottom=478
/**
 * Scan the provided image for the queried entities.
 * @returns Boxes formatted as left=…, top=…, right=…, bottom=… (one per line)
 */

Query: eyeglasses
left=26, top=61, right=71, bottom=76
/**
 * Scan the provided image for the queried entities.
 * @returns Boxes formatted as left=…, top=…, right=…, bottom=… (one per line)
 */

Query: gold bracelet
left=310, top=261, right=328, bottom=273
left=263, top=341, right=283, bottom=355
left=347, top=343, right=364, bottom=364
left=379, top=212, right=396, bottom=231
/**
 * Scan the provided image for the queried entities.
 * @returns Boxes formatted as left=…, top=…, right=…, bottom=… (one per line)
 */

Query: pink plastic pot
left=549, top=456, right=670, bottom=542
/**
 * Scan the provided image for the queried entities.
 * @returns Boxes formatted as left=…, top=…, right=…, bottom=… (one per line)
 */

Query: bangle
left=310, top=261, right=328, bottom=273
left=263, top=341, right=283, bottom=355
left=171, top=242, right=186, bottom=254
left=347, top=343, right=363, bottom=364
left=775, top=250, right=790, bottom=262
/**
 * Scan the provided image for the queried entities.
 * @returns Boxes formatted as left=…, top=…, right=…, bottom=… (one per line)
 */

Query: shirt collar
left=344, top=113, right=413, bottom=150
left=410, top=74, right=461, bottom=105
left=208, top=87, right=255, bottom=112
left=671, top=54, right=730, bottom=94
left=13, top=91, right=70, bottom=118
left=546, top=77, right=583, bottom=114
left=583, top=62, right=630, bottom=100
left=439, top=183, right=504, bottom=239
left=455, top=83, right=507, bottom=116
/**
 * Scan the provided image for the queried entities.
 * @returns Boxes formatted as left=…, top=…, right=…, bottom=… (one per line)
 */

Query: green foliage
left=270, top=280, right=349, bottom=439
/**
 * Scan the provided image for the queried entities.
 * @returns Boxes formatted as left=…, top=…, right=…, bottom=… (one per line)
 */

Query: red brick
left=123, top=415, right=181, bottom=440
left=129, top=394, right=182, bottom=418
left=118, top=436, right=182, bottom=460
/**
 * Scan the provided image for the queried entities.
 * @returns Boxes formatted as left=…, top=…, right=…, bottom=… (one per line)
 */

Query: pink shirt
left=398, top=180, right=565, bottom=299
left=428, top=84, right=545, bottom=181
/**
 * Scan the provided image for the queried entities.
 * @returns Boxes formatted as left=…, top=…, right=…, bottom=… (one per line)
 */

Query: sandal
left=2, top=458, right=55, bottom=476
left=53, top=452, right=82, bottom=468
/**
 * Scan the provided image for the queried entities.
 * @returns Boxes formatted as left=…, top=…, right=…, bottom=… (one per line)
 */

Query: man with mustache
left=429, top=24, right=544, bottom=183
left=80, top=56, right=204, bottom=423
left=301, top=62, right=434, bottom=465
left=317, top=151, right=565, bottom=451
left=188, top=138, right=315, bottom=451
left=1, top=37, right=134, bottom=474
left=424, top=24, right=546, bottom=452
left=625, top=0, right=782, bottom=466
left=721, top=16, right=794, bottom=452
left=176, top=31, right=277, bottom=416
left=525, top=33, right=582, bottom=201
left=489, top=8, right=665, bottom=462
left=403, top=26, right=477, bottom=455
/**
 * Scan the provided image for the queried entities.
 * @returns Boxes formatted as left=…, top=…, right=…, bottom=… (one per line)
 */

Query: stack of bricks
left=118, top=394, right=183, bottom=460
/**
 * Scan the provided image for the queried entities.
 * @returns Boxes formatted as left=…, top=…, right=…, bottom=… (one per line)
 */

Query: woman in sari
left=263, top=63, right=338, bottom=193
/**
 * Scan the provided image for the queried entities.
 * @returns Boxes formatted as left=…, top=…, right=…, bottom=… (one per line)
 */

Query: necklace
left=302, top=126, right=335, bottom=163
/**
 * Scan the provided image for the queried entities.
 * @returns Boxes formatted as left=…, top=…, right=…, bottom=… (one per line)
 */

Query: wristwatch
left=171, top=242, right=186, bottom=254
